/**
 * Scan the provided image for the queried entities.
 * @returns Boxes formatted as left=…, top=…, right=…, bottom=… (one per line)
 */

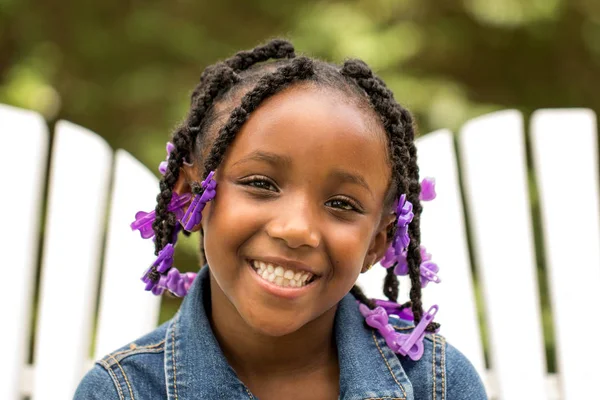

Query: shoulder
left=442, top=339, right=488, bottom=399
left=74, top=365, right=122, bottom=399
left=388, top=316, right=487, bottom=399
left=74, top=322, right=170, bottom=399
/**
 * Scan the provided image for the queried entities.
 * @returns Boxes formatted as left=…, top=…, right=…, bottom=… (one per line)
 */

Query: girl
left=75, top=39, right=486, bottom=399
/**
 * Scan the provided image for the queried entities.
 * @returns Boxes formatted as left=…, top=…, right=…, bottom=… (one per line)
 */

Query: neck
left=207, top=273, right=339, bottom=379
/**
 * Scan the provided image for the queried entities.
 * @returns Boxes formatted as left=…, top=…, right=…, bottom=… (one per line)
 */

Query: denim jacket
left=75, top=267, right=487, bottom=399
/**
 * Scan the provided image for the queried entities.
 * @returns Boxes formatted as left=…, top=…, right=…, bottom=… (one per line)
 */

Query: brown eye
left=325, top=197, right=363, bottom=213
left=241, top=176, right=279, bottom=192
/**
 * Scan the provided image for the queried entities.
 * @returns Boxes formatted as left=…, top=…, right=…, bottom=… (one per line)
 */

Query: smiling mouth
left=250, top=260, right=316, bottom=288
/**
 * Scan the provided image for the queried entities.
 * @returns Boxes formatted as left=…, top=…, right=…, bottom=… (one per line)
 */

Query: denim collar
left=165, top=266, right=413, bottom=400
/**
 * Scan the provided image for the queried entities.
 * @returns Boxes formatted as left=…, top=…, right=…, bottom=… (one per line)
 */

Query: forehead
left=223, top=84, right=391, bottom=189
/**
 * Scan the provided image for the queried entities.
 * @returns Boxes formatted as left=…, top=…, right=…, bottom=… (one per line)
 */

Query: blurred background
left=3, top=0, right=600, bottom=374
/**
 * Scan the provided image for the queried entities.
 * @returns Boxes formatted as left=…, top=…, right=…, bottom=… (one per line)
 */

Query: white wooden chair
left=359, top=109, right=600, bottom=400
left=1, top=104, right=161, bottom=400
left=4, top=103, right=600, bottom=400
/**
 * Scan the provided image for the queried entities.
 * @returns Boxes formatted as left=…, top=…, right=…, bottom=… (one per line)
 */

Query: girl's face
left=201, top=85, right=393, bottom=337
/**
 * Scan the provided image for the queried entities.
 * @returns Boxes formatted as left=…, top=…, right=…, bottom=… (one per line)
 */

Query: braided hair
left=150, top=39, right=435, bottom=331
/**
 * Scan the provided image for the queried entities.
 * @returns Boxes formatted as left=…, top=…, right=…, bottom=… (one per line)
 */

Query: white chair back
left=32, top=120, right=113, bottom=399
left=530, top=109, right=600, bottom=400
left=5, top=102, right=600, bottom=400
left=0, top=104, right=49, bottom=400
left=459, top=111, right=548, bottom=399
left=0, top=105, right=162, bottom=399
left=94, top=150, right=161, bottom=358
left=357, top=108, right=600, bottom=400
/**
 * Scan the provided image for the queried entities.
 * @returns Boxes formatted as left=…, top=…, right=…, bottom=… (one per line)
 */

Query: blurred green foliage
left=5, top=0, right=600, bottom=373
left=4, top=0, right=600, bottom=162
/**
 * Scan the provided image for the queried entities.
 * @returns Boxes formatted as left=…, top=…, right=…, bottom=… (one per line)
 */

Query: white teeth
left=251, top=260, right=315, bottom=288
left=284, top=270, right=294, bottom=279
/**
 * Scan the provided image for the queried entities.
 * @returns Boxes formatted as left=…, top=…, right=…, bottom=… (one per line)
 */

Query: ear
left=172, top=162, right=198, bottom=194
left=172, top=163, right=204, bottom=232
left=361, top=212, right=396, bottom=273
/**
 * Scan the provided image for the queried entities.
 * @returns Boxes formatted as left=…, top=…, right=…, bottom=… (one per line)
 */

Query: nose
left=265, top=196, right=321, bottom=249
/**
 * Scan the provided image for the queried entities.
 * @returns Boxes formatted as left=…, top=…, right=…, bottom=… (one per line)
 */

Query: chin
left=239, top=304, right=311, bottom=337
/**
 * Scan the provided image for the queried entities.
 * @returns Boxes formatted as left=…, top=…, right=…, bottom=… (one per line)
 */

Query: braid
left=203, top=57, right=315, bottom=174
left=224, top=39, right=295, bottom=72
left=149, top=39, right=301, bottom=284
left=341, top=59, right=436, bottom=331
left=350, top=285, right=375, bottom=309
left=383, top=266, right=400, bottom=302
left=193, top=39, right=296, bottom=103
left=153, top=65, right=239, bottom=255
left=152, top=125, right=186, bottom=254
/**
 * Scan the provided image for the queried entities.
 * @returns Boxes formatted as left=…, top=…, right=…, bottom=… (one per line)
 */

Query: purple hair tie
left=140, top=243, right=175, bottom=291
left=135, top=143, right=211, bottom=295
left=381, top=176, right=434, bottom=261
left=420, top=260, right=440, bottom=287
left=380, top=194, right=413, bottom=269
left=382, top=245, right=441, bottom=286
left=419, top=177, right=436, bottom=201
left=154, top=243, right=175, bottom=273
left=379, top=178, right=441, bottom=286
left=180, top=171, right=217, bottom=231
left=373, top=299, right=414, bottom=321
left=395, top=194, right=414, bottom=247
left=359, top=303, right=439, bottom=361
left=130, top=192, right=192, bottom=239
left=158, top=142, right=175, bottom=175
left=152, top=269, right=197, bottom=297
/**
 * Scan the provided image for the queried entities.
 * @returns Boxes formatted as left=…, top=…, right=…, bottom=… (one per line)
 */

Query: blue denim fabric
left=75, top=267, right=487, bottom=399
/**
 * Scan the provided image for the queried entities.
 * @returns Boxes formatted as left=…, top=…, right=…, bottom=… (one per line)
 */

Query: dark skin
left=174, top=85, right=395, bottom=399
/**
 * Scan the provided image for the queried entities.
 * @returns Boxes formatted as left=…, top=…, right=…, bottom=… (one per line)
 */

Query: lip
left=248, top=256, right=321, bottom=277
left=246, top=260, right=319, bottom=300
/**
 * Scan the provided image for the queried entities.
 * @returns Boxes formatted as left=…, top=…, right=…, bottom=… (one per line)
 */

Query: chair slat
left=32, top=121, right=112, bottom=400
left=94, top=150, right=161, bottom=358
left=530, top=109, right=600, bottom=400
left=0, top=105, right=49, bottom=400
left=415, top=130, right=486, bottom=377
left=459, top=110, right=547, bottom=399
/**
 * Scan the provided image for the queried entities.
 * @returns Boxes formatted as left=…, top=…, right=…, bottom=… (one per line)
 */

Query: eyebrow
left=231, top=150, right=293, bottom=168
left=330, top=168, right=373, bottom=198
left=231, top=152, right=373, bottom=197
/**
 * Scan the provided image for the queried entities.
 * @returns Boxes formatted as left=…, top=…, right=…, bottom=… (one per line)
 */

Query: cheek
left=203, top=181, right=377, bottom=298
left=323, top=221, right=374, bottom=281
left=202, top=182, right=264, bottom=261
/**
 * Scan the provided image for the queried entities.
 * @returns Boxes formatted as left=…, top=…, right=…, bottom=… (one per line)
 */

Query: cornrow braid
left=203, top=57, right=315, bottom=174
left=193, top=39, right=296, bottom=103
left=340, top=59, right=436, bottom=332
left=224, top=39, right=295, bottom=72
